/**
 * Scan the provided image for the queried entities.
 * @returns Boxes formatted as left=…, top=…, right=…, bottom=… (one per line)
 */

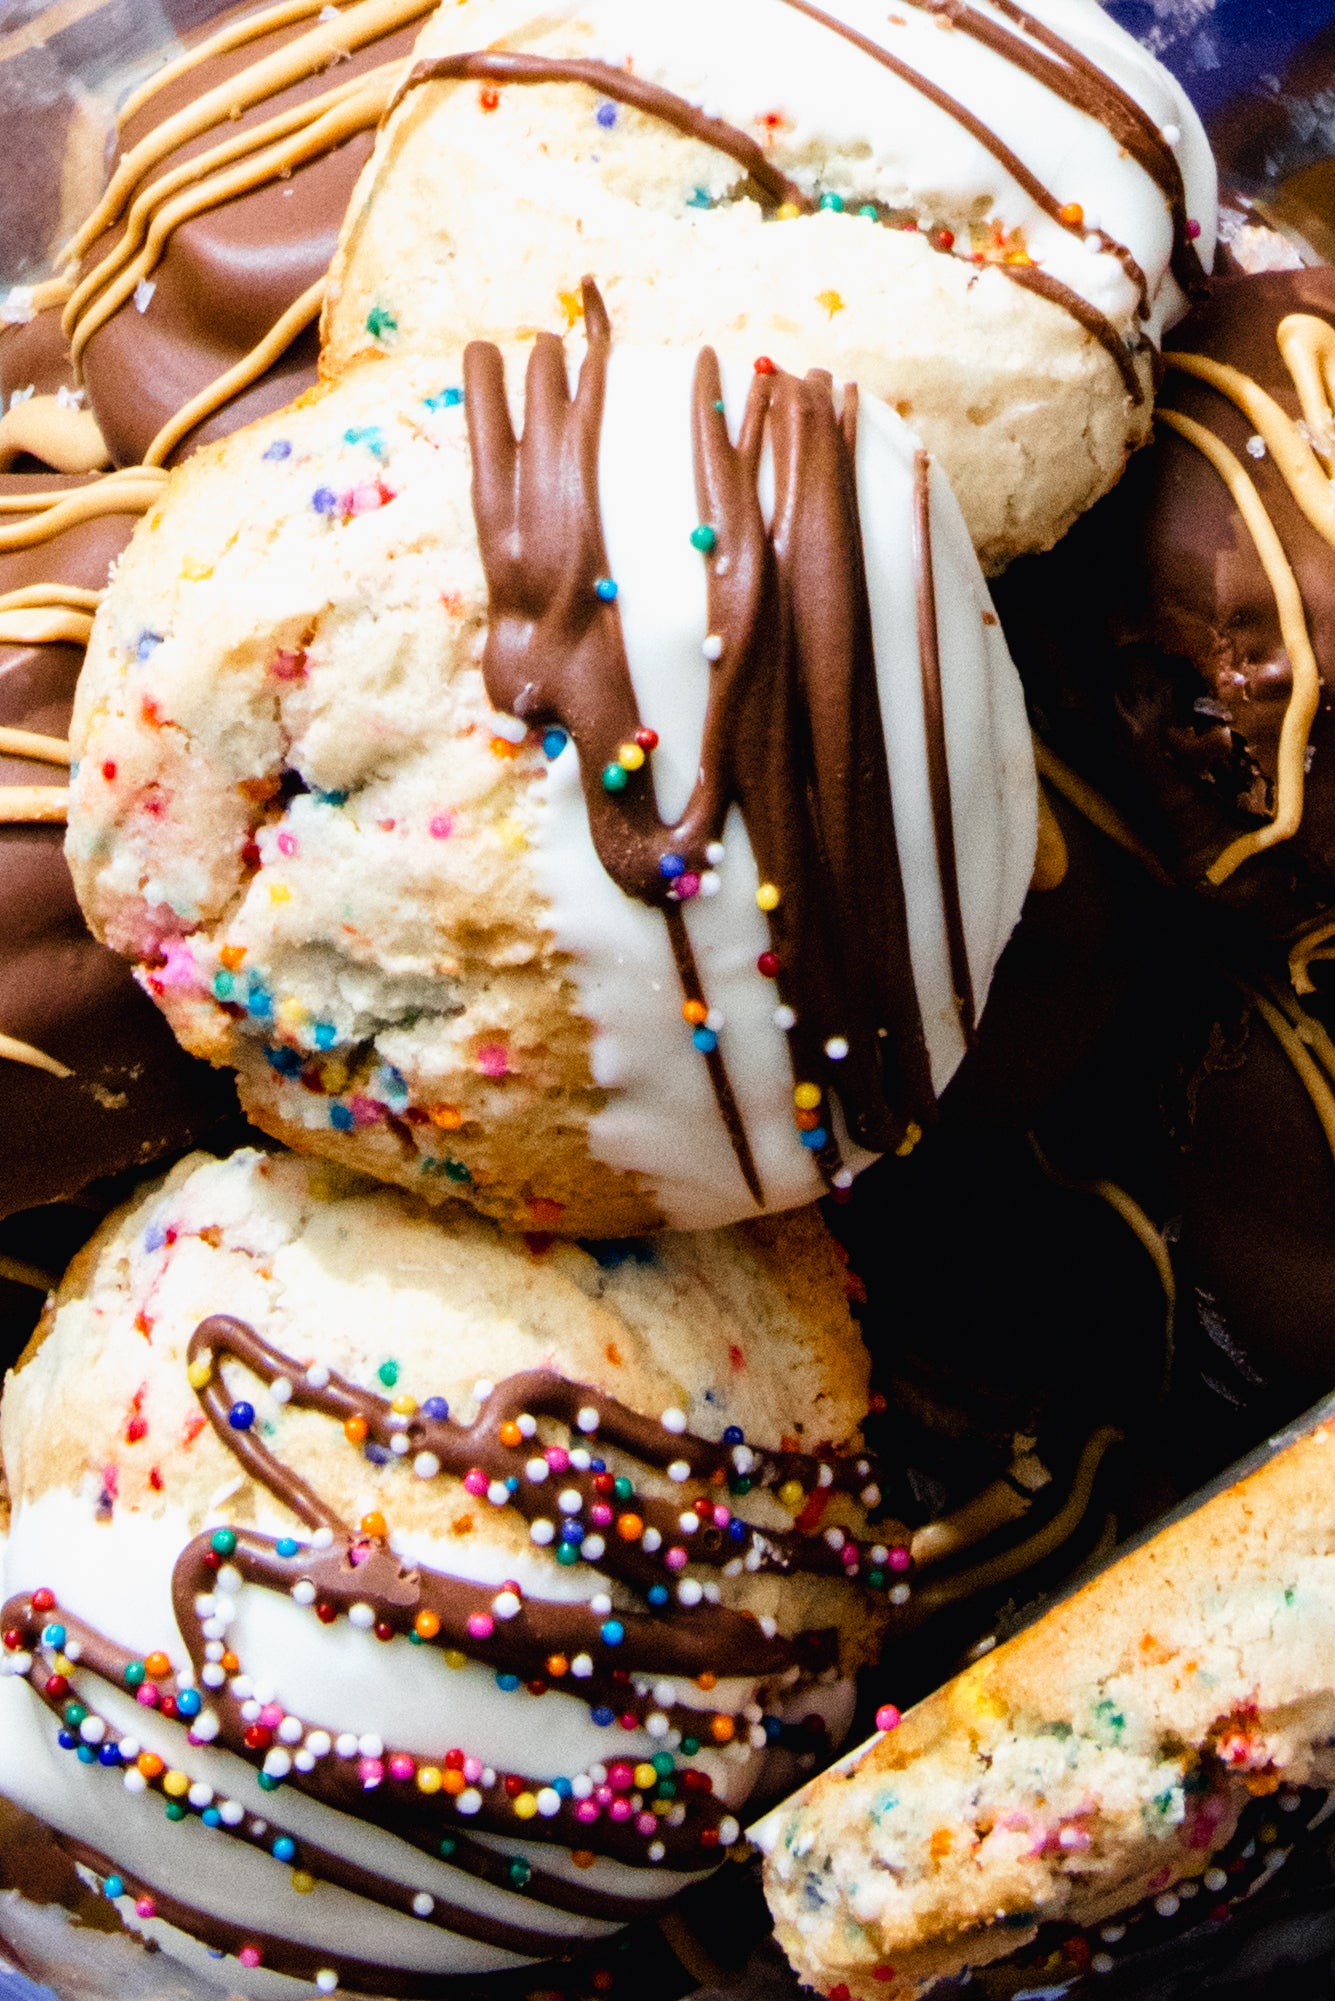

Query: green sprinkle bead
left=439, top=1837, right=458, bottom=1859
left=612, top=1476, right=634, bottom=1503
left=507, top=1858, right=532, bottom=1889
left=556, top=1544, right=580, bottom=1566
left=165, top=1801, right=187, bottom=1822
left=680, top=1736, right=700, bottom=1756
left=602, top=763, right=629, bottom=794
left=819, top=191, right=845, bottom=212
left=690, top=524, right=717, bottom=554
left=366, top=305, right=398, bottom=341
left=257, top=1771, right=280, bottom=1792
left=124, top=1661, right=146, bottom=1688
left=211, top=1528, right=237, bottom=1557
left=858, top=204, right=879, bottom=220
left=377, top=1360, right=400, bottom=1389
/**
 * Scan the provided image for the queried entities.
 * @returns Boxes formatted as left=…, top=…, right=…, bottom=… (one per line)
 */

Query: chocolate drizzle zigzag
left=464, top=281, right=938, bottom=1199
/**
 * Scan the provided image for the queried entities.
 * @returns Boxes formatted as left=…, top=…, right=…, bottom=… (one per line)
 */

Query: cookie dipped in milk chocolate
left=996, top=267, right=1335, bottom=946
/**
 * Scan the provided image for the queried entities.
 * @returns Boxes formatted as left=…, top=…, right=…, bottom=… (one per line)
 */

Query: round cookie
left=0, top=1144, right=889, bottom=1992
left=65, top=304, right=1036, bottom=1236
left=323, top=0, right=1216, bottom=570
left=996, top=266, right=1335, bottom=943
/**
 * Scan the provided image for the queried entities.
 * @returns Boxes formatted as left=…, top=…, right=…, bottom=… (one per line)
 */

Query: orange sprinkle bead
left=546, top=1653, right=569, bottom=1678
left=682, top=999, right=708, bottom=1025
left=571, top=1850, right=597, bottom=1869
left=489, top=735, right=521, bottom=760
left=219, top=945, right=246, bottom=971
left=344, top=1414, right=368, bottom=1445
left=415, top=1610, right=441, bottom=1640
left=1058, top=201, right=1085, bottom=227
left=616, top=1513, right=644, bottom=1542
left=696, top=1671, right=717, bottom=1691
left=221, top=1651, right=239, bottom=1673
left=795, top=1109, right=821, bottom=1131
left=137, top=1751, right=165, bottom=1779
left=498, top=1420, right=523, bottom=1449
left=144, top=1651, right=170, bottom=1679
left=710, top=1713, right=736, bottom=1743
left=443, top=1768, right=466, bottom=1795
left=360, top=1511, right=387, bottom=1540
left=430, top=1104, right=463, bottom=1130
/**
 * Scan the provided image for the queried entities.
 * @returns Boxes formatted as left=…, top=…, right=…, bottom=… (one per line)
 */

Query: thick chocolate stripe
left=395, top=51, right=812, bottom=214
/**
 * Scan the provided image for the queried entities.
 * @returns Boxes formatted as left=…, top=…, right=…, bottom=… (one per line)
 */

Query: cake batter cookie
left=66, top=292, right=1036, bottom=1235
left=323, top=0, right=1217, bottom=569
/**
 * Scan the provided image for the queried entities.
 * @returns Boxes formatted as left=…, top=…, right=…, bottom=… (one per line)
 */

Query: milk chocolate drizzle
left=465, top=282, right=935, bottom=1195
left=0, top=1310, right=894, bottom=1972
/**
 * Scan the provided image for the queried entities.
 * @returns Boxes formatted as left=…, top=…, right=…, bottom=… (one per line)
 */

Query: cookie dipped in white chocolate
left=324, top=0, right=1217, bottom=568
left=0, top=1147, right=889, bottom=1994
left=67, top=296, right=1035, bottom=1236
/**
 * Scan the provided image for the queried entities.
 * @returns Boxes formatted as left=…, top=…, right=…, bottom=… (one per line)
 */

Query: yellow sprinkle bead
left=793, top=1082, right=821, bottom=1111
left=617, top=742, right=645, bottom=772
left=756, top=882, right=781, bottom=911
left=776, top=201, right=802, bottom=220
left=187, top=1356, right=212, bottom=1390
left=513, top=1792, right=539, bottom=1820
left=895, top=1120, right=924, bottom=1159
left=268, top=882, right=291, bottom=905
left=416, top=1766, right=443, bottom=1795
left=443, top=1649, right=467, bottom=1670
left=182, top=556, right=213, bottom=581
left=162, top=1770, right=190, bottom=1798
left=816, top=289, right=845, bottom=317
left=52, top=1654, right=73, bottom=1676
left=391, top=1394, right=417, bottom=1417
left=778, top=1479, right=806, bottom=1512
left=558, top=289, right=585, bottom=329
left=277, top=997, right=306, bottom=1029
left=634, top=1763, right=657, bottom=1790
left=291, top=1871, right=316, bottom=1895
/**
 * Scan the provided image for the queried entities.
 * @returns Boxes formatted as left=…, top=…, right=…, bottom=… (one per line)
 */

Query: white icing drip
left=533, top=345, right=1033, bottom=1222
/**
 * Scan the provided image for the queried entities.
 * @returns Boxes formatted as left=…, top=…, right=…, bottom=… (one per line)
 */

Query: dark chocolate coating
left=996, top=267, right=1335, bottom=943
left=0, top=473, right=235, bottom=1220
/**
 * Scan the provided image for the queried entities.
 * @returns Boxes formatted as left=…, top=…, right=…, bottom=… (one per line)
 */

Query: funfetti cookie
left=322, top=0, right=1217, bottom=570
left=65, top=291, right=1036, bottom=1237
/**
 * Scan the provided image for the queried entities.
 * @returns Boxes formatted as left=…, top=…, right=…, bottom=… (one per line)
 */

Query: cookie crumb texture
left=325, top=0, right=1213, bottom=569
left=760, top=1414, right=1335, bottom=1997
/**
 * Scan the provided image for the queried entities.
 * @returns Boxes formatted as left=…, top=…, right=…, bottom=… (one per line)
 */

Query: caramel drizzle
left=772, top=0, right=1145, bottom=400
left=465, top=281, right=934, bottom=1195
left=912, top=448, right=975, bottom=1040
left=142, top=278, right=327, bottom=469
left=1030, top=736, right=1173, bottom=885
left=116, top=0, right=377, bottom=128
left=1237, top=978, right=1335, bottom=1173
left=908, top=0, right=1208, bottom=305
left=1156, top=408, right=1320, bottom=888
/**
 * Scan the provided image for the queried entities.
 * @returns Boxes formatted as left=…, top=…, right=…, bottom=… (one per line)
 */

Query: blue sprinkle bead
left=692, top=1027, right=718, bottom=1054
left=104, top=1876, right=125, bottom=1900
left=135, top=631, right=163, bottom=662
left=344, top=425, right=386, bottom=458
left=364, top=1442, right=391, bottom=1466
left=659, top=853, right=685, bottom=880
left=600, top=1620, right=624, bottom=1646
left=799, top=1126, right=828, bottom=1150
left=98, top=1743, right=122, bottom=1766
left=276, top=1538, right=300, bottom=1559
left=553, top=1777, right=573, bottom=1799
left=246, top=980, right=273, bottom=1021
left=422, top=1397, right=450, bottom=1421
left=594, top=577, right=618, bottom=602
left=686, top=187, right=712, bottom=209
left=265, top=1045, right=302, bottom=1077
left=763, top=1714, right=784, bottom=1742
left=647, top=1584, right=669, bottom=1606
left=57, top=1731, right=77, bottom=1751
left=423, top=387, right=463, bottom=411
left=312, top=487, right=339, bottom=516
left=315, top=789, right=349, bottom=807
left=176, top=1688, right=202, bottom=1718
left=262, top=440, right=292, bottom=462
left=591, top=1705, right=615, bottom=1727
left=590, top=1457, right=606, bottom=1474
left=228, top=1401, right=255, bottom=1431
left=542, top=729, right=568, bottom=760
left=727, top=1518, right=746, bottom=1542
left=723, top=1425, right=744, bottom=1445
left=496, top=1672, right=521, bottom=1693
left=330, top=1103, right=355, bottom=1132
left=77, top=1744, right=98, bottom=1764
left=202, top=1808, right=222, bottom=1828
left=272, top=1837, right=296, bottom=1862
left=41, top=1623, right=66, bottom=1650
left=595, top=100, right=617, bottom=128
left=313, top=1022, right=338, bottom=1051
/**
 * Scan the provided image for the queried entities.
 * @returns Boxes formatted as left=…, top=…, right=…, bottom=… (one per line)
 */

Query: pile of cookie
left=3, top=2, right=1335, bottom=1998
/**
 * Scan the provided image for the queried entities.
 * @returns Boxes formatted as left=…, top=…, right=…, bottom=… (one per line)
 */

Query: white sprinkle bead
left=474, top=1378, right=495, bottom=1403
left=487, top=1481, right=511, bottom=1506
left=667, top=1460, right=691, bottom=1483
left=699, top=870, right=722, bottom=896
left=749, top=1725, right=767, bottom=1748
left=817, top=1464, right=834, bottom=1488
left=861, top=1482, right=881, bottom=1507
left=832, top=1168, right=854, bottom=1190
left=1247, top=434, right=1266, bottom=459
left=558, top=1488, right=583, bottom=1513
left=678, top=1579, right=703, bottom=1607
left=335, top=1733, right=359, bottom=1759
left=412, top=1892, right=435, bottom=1917
left=220, top=1801, right=245, bottom=1826
left=1091, top=1954, right=1114, bottom=1975
left=661, top=1407, right=688, bottom=1434
left=1160, top=121, right=1181, bottom=144
left=263, top=1749, right=292, bottom=1779
left=569, top=1447, right=592, bottom=1470
left=202, top=1663, right=225, bottom=1688
left=271, top=1377, right=293, bottom=1404
left=732, top=1444, right=755, bottom=1474
left=679, top=1512, right=700, bottom=1534
left=306, top=1363, right=330, bottom=1389
left=78, top=1716, right=106, bottom=1745
left=530, top=1519, right=555, bottom=1545
left=201, top=1618, right=227, bottom=1642
left=705, top=841, right=726, bottom=866
left=648, top=1840, right=666, bottom=1862
left=705, top=1008, right=725, bottom=1032
left=294, top=1749, right=315, bottom=1772
left=456, top=1788, right=482, bottom=1815
left=492, top=1591, right=522, bottom=1620
left=348, top=1603, right=374, bottom=1630
left=571, top=1653, right=594, bottom=1678
left=188, top=1782, right=213, bottom=1808
left=774, top=1005, right=796, bottom=1030
left=590, top=1593, right=613, bottom=1616
left=194, top=1594, right=216, bottom=1617
left=758, top=1615, right=778, bottom=1639
left=306, top=1731, right=332, bottom=1758
left=581, top=1533, right=606, bottom=1561
left=889, top=1583, right=911, bottom=1605
left=702, top=633, right=724, bottom=661
left=517, top=1413, right=537, bottom=1438
left=312, top=1527, right=335, bottom=1549
left=358, top=1734, right=384, bottom=1758
left=390, top=1431, right=410, bottom=1456
left=1154, top=1893, right=1180, bottom=1918
left=536, top=1787, right=562, bottom=1817
left=718, top=1816, right=740, bottom=1846
left=641, top=1526, right=662, bottom=1553
left=123, top=1768, right=147, bottom=1794
left=204, top=1641, right=223, bottom=1662
left=646, top=1712, right=670, bottom=1738
left=576, top=1406, right=600, bottom=1433
left=292, top=1580, right=317, bottom=1606
left=414, top=1452, right=441, bottom=1479
left=193, top=1713, right=221, bottom=1743
left=316, top=1971, right=339, bottom=1994
left=824, top=1036, right=849, bottom=1061
left=1203, top=1870, right=1226, bottom=1893
left=1101, top=1924, right=1126, bottom=1943
left=571, top=1774, right=594, bottom=1800
left=216, top=1564, right=242, bottom=1595
left=525, top=1457, right=550, bottom=1483
left=119, top=1738, right=141, bottom=1762
left=278, top=1716, right=304, bottom=1745
left=241, top=1700, right=262, bottom=1722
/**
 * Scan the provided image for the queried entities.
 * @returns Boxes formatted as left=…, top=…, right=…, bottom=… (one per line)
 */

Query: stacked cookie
left=22, top=3, right=1335, bottom=2000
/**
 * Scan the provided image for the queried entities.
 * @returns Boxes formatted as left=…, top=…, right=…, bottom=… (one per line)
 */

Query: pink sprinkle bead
left=590, top=1502, right=613, bottom=1528
left=675, top=873, right=701, bottom=899
left=712, top=1506, right=730, bottom=1528
left=360, top=1758, right=385, bottom=1789
left=134, top=1898, right=156, bottom=1920
left=475, top=1043, right=510, bottom=1078
left=238, top=1946, right=262, bottom=1969
left=636, top=1812, right=657, bottom=1836
left=664, top=1547, right=687, bottom=1572
left=888, top=1546, right=911, bottom=1572
left=607, top=1762, right=634, bottom=1793
left=277, top=831, right=298, bottom=857
left=875, top=1704, right=901, bottom=1733
left=463, top=1756, right=483, bottom=1784
left=609, top=1798, right=632, bottom=1822
left=388, top=1754, right=416, bottom=1782
left=467, top=1612, right=495, bottom=1640
left=545, top=1447, right=569, bottom=1474
left=349, top=1095, right=384, bottom=1126
left=259, top=1703, right=284, bottom=1728
left=136, top=1684, right=159, bottom=1707
left=595, top=1785, right=614, bottom=1807
left=463, top=1469, right=488, bottom=1496
left=575, top=1799, right=600, bottom=1824
left=429, top=813, right=455, bottom=840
